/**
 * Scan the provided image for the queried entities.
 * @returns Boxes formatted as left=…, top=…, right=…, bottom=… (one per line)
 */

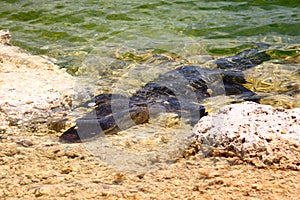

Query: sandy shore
left=0, top=31, right=299, bottom=199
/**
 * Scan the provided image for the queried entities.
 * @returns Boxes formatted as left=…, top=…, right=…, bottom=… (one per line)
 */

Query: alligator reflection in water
left=59, top=47, right=271, bottom=143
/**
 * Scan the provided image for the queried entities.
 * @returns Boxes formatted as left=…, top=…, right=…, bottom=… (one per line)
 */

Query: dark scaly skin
left=59, top=48, right=271, bottom=143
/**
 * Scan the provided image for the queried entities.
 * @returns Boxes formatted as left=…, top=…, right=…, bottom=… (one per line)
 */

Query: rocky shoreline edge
left=0, top=30, right=299, bottom=198
left=0, top=30, right=75, bottom=141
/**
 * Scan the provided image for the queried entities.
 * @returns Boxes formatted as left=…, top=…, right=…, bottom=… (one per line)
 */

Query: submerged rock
left=192, top=101, right=300, bottom=170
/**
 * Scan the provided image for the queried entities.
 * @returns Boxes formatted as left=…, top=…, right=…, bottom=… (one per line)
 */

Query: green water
left=1, top=1, right=299, bottom=57
left=0, top=0, right=299, bottom=108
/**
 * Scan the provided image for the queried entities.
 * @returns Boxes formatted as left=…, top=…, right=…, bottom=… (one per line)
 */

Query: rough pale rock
left=192, top=101, right=300, bottom=170
left=0, top=30, right=11, bottom=44
left=0, top=31, right=75, bottom=136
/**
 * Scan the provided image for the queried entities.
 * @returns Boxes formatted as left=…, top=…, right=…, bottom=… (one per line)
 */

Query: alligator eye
left=262, top=78, right=273, bottom=84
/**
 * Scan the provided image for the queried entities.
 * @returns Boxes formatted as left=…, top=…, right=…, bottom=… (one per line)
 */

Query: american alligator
left=59, top=47, right=271, bottom=143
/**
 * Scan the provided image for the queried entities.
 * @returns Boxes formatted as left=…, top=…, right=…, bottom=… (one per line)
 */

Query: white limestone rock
left=192, top=102, right=300, bottom=170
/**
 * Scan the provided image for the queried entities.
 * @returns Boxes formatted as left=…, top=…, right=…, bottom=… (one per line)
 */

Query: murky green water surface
left=1, top=0, right=299, bottom=172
